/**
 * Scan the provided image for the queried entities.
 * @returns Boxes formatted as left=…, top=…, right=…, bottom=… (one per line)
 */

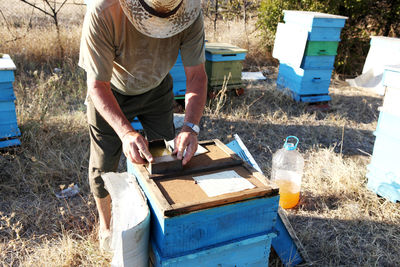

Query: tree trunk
left=243, top=0, right=249, bottom=47
left=214, top=0, right=218, bottom=40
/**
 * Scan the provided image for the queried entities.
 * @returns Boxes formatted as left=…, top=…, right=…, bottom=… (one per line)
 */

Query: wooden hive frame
left=131, top=139, right=279, bottom=217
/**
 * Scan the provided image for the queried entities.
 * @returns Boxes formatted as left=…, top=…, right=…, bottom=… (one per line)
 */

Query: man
left=79, top=0, right=207, bottom=250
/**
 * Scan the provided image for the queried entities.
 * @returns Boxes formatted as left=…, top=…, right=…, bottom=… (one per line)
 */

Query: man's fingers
left=121, top=132, right=153, bottom=164
left=176, top=139, right=187, bottom=160
left=139, top=146, right=154, bottom=163
left=133, top=138, right=153, bottom=163
left=182, top=143, right=196, bottom=165
left=172, top=136, right=180, bottom=155
left=130, top=146, right=147, bottom=164
left=173, top=132, right=198, bottom=165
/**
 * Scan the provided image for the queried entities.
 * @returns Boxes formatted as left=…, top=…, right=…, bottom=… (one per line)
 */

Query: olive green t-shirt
left=79, top=0, right=205, bottom=95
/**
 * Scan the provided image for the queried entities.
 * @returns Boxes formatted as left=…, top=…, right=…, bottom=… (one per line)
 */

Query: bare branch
left=19, top=0, right=53, bottom=17
left=43, top=0, right=56, bottom=13
left=56, top=0, right=69, bottom=14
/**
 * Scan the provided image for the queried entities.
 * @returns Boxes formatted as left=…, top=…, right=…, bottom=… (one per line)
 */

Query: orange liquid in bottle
left=275, top=179, right=300, bottom=209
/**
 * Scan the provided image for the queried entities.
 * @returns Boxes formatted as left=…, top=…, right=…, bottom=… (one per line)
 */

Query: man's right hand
left=121, top=131, right=154, bottom=164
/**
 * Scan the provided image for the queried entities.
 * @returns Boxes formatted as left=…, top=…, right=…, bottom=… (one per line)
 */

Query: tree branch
left=56, top=0, right=69, bottom=14
left=43, top=0, right=56, bottom=13
left=19, top=0, right=53, bottom=17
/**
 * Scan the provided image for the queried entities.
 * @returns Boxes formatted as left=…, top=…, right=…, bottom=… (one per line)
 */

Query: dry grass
left=1, top=2, right=400, bottom=266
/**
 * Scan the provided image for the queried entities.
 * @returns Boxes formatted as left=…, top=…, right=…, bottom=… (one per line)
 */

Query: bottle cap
left=284, top=136, right=299, bottom=151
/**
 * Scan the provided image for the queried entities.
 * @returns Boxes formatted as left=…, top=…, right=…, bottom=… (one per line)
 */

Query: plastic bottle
left=271, top=136, right=304, bottom=209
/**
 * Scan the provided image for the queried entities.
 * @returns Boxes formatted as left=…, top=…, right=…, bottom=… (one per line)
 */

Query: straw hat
left=119, top=0, right=201, bottom=38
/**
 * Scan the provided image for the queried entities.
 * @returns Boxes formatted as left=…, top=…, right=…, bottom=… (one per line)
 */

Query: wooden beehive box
left=205, top=43, right=247, bottom=88
left=127, top=139, right=279, bottom=265
left=277, top=63, right=333, bottom=94
left=367, top=65, right=400, bottom=203
left=0, top=54, right=21, bottom=148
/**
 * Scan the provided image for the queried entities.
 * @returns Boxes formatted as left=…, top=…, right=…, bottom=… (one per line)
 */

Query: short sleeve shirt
left=79, top=0, right=205, bottom=95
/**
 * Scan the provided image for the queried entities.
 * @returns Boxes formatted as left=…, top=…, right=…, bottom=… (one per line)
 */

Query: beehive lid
left=131, top=139, right=278, bottom=217
left=284, top=10, right=347, bottom=19
left=370, top=36, right=400, bottom=44
left=283, top=10, right=348, bottom=28
left=205, top=43, right=247, bottom=55
left=0, top=54, right=16, bottom=71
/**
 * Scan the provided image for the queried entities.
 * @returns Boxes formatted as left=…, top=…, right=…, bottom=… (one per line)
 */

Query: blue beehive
left=170, top=52, right=186, bottom=99
left=367, top=65, right=400, bottom=202
left=0, top=54, right=21, bottom=148
left=274, top=11, right=347, bottom=103
left=127, top=140, right=280, bottom=266
left=277, top=63, right=333, bottom=95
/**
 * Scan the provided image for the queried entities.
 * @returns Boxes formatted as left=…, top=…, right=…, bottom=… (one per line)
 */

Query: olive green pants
left=87, top=74, right=175, bottom=198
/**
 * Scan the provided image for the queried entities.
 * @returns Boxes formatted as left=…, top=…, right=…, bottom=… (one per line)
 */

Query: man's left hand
left=173, top=129, right=198, bottom=165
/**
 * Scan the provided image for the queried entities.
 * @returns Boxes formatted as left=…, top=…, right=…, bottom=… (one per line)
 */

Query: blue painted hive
left=367, top=65, right=400, bottom=202
left=283, top=10, right=347, bottom=42
left=274, top=11, right=347, bottom=103
left=127, top=139, right=279, bottom=266
left=277, top=63, right=333, bottom=95
left=0, top=54, right=21, bottom=148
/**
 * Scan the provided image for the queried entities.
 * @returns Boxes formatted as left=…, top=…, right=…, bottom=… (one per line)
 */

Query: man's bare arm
left=87, top=80, right=153, bottom=164
left=174, top=63, right=207, bottom=165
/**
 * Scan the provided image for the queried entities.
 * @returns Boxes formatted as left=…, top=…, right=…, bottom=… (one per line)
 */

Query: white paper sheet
left=193, top=170, right=255, bottom=197
left=167, top=140, right=208, bottom=157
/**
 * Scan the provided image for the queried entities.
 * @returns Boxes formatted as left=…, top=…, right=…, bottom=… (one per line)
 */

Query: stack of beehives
left=274, top=11, right=347, bottom=103
left=0, top=54, right=21, bottom=148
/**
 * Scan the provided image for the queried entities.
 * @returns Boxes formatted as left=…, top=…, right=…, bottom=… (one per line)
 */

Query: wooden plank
left=214, top=138, right=239, bottom=158
left=131, top=164, right=173, bottom=214
left=272, top=207, right=310, bottom=265
left=148, top=159, right=243, bottom=180
left=148, top=139, right=243, bottom=180
left=167, top=187, right=277, bottom=217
